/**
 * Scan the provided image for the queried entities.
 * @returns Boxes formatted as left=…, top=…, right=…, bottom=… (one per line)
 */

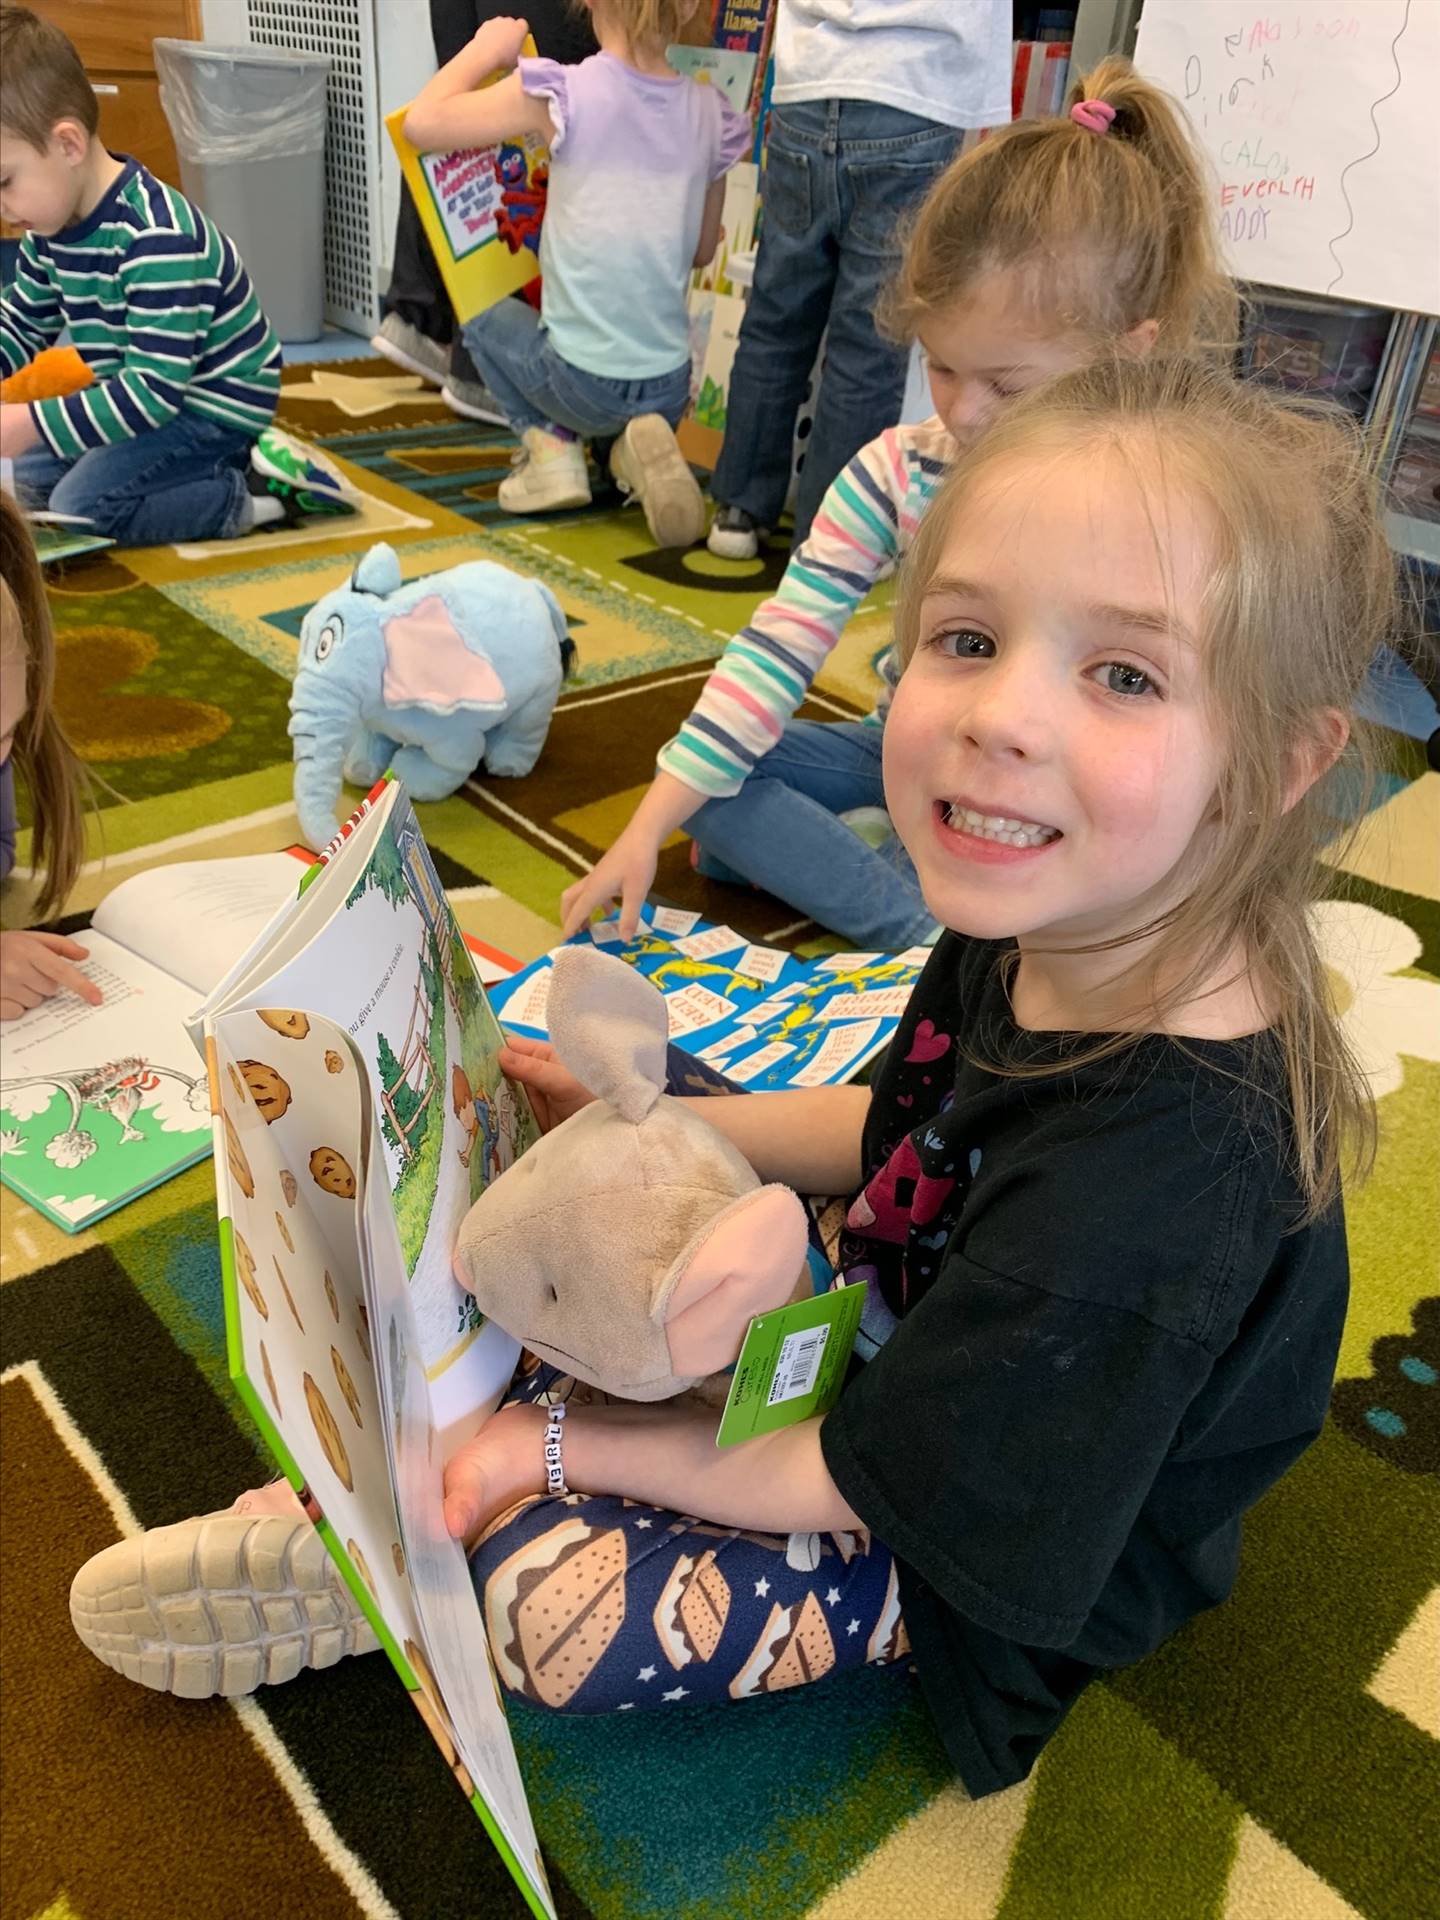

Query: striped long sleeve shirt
left=657, top=416, right=956, bottom=799
left=0, top=158, right=281, bottom=460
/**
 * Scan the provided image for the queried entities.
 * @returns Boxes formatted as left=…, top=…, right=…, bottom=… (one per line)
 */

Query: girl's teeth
left=943, top=803, right=1058, bottom=847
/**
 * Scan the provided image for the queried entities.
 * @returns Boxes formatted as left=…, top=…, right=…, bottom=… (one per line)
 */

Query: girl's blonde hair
left=0, top=490, right=87, bottom=919
left=584, top=0, right=697, bottom=52
left=894, top=354, right=1395, bottom=1220
left=883, top=56, right=1237, bottom=357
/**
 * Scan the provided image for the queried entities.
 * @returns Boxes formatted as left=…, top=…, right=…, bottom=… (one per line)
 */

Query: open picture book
left=386, top=36, right=547, bottom=327
left=199, top=776, right=555, bottom=1920
left=0, top=849, right=311, bottom=1232
left=490, top=905, right=928, bottom=1091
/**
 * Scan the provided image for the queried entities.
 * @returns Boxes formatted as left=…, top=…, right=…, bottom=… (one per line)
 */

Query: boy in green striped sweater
left=0, top=7, right=352, bottom=544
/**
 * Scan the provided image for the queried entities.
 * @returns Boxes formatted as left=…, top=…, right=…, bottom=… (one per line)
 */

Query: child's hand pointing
left=0, top=930, right=102, bottom=1021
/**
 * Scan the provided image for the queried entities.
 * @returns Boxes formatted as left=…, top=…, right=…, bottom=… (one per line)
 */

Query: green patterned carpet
left=2, top=361, right=1436, bottom=1920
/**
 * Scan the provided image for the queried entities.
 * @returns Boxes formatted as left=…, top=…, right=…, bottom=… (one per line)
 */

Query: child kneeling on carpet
left=562, top=57, right=1235, bottom=950
left=0, top=490, right=97, bottom=1019
left=70, top=356, right=1385, bottom=1798
left=0, top=8, right=353, bottom=545
left=403, top=5, right=750, bottom=546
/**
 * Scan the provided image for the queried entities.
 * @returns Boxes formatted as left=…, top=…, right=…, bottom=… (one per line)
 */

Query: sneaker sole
left=441, top=382, right=510, bottom=427
left=251, top=433, right=353, bottom=500
left=70, top=1510, right=378, bottom=1699
left=370, top=329, right=449, bottom=386
left=612, top=415, right=706, bottom=548
left=496, top=477, right=592, bottom=513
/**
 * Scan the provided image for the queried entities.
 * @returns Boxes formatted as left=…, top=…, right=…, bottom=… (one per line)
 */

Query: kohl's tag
left=715, top=1283, right=863, bottom=1449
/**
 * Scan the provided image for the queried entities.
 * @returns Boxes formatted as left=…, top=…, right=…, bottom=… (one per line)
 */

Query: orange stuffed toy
left=0, top=345, right=92, bottom=403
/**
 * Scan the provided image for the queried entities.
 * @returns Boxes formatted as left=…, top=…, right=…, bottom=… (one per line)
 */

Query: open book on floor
left=0, top=850, right=311, bottom=1232
left=199, top=775, right=554, bottom=1919
left=490, top=905, right=930, bottom=1090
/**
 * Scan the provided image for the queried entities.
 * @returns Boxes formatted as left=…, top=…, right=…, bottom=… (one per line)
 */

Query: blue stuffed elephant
left=288, top=542, right=573, bottom=849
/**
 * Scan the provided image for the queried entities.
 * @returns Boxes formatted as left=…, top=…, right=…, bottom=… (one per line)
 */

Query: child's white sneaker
left=497, top=427, right=592, bottom=513
left=609, top=414, right=707, bottom=548
left=69, top=1480, right=378, bottom=1699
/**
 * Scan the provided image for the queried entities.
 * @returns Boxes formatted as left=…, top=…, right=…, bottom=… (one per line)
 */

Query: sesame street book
left=490, top=907, right=930, bottom=1090
left=0, top=851, right=312, bottom=1232
left=387, top=36, right=548, bottom=327
left=201, top=776, right=555, bottom=1920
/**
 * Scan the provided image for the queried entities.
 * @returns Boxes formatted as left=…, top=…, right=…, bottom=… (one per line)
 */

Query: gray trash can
left=154, top=40, right=330, bottom=343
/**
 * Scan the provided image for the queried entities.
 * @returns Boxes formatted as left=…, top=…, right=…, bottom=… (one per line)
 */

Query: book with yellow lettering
left=386, top=39, right=547, bottom=325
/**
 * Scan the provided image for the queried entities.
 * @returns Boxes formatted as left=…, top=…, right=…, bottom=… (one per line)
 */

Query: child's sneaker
left=69, top=1479, right=378, bottom=1699
left=250, top=426, right=358, bottom=520
left=839, top=805, right=897, bottom=853
left=497, top=426, right=592, bottom=513
left=706, top=503, right=765, bottom=560
left=441, top=375, right=509, bottom=426
left=610, top=414, right=707, bottom=548
left=370, top=313, right=449, bottom=385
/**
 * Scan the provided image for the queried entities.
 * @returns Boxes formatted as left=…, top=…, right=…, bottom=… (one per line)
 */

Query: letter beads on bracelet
left=543, top=1401, right=568, bottom=1497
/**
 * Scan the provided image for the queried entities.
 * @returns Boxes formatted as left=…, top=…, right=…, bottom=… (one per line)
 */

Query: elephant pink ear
left=380, top=593, right=508, bottom=715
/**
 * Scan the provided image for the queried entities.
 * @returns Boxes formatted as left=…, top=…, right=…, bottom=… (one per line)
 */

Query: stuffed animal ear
left=660, top=1185, right=810, bottom=1377
left=380, top=594, right=508, bottom=714
left=547, top=946, right=668, bottom=1123
left=351, top=542, right=403, bottom=597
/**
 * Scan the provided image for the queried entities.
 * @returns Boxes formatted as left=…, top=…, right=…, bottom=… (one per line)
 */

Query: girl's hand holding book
left=443, top=1400, right=548, bottom=1550
left=471, top=15, right=530, bottom=71
left=498, top=1033, right=596, bottom=1133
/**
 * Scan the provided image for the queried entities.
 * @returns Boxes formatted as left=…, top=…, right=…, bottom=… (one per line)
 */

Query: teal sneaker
left=249, top=426, right=357, bottom=520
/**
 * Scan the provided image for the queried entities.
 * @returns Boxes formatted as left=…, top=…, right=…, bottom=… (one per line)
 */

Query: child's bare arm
left=694, top=179, right=726, bottom=266
left=403, top=16, right=553, bottom=151
left=677, top=1083, right=871, bottom=1194
left=445, top=1399, right=861, bottom=1545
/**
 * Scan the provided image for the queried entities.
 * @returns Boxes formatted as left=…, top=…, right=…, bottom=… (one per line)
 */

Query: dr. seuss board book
left=200, top=777, right=554, bottom=1919
left=387, top=36, right=547, bottom=326
left=0, top=850, right=311, bottom=1232
left=491, top=906, right=928, bottom=1090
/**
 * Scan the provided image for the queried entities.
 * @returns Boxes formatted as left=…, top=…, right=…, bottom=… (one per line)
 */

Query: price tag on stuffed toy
left=714, top=1283, right=864, bottom=1449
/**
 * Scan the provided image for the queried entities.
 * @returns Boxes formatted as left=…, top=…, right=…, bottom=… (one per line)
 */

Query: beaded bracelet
left=543, top=1402, right=568, bottom=1497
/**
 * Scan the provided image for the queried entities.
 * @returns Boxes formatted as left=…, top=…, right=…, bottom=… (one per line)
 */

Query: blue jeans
left=12, top=409, right=256, bottom=545
left=461, top=300, right=691, bottom=439
left=711, top=100, right=960, bottom=545
left=689, top=716, right=937, bottom=949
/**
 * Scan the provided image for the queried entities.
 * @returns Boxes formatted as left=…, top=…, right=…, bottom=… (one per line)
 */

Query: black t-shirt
left=820, top=934, right=1349, bottom=1797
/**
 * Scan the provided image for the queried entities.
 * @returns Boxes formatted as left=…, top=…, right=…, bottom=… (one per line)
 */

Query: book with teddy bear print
left=201, top=774, right=557, bottom=1920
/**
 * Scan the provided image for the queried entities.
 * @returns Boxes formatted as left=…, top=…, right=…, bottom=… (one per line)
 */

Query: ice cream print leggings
left=465, top=1045, right=910, bottom=1715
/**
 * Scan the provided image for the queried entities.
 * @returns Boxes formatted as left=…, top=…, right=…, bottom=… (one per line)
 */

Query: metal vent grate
left=246, top=0, right=378, bottom=331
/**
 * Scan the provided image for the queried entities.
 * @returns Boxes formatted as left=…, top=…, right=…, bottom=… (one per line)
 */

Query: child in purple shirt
left=404, top=6, right=749, bottom=547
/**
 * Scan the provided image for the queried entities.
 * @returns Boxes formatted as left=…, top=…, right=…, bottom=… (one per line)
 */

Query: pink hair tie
left=1070, top=99, right=1117, bottom=134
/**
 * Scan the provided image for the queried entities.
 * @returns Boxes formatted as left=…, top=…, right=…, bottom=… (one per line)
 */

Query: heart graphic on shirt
left=905, top=1021, right=951, bottom=1064
left=895, top=1094, right=914, bottom=1107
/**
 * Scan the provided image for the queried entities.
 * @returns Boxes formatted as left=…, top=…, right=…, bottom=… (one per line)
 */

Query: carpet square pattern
left=2, top=360, right=1436, bottom=1920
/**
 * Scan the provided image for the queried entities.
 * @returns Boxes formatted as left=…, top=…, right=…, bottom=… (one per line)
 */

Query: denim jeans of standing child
left=688, top=716, right=938, bottom=950
left=710, top=99, right=960, bottom=546
left=12, top=409, right=257, bottom=546
left=461, top=300, right=691, bottom=440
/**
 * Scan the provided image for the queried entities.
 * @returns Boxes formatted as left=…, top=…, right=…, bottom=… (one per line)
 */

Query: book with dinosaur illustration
left=199, top=775, right=555, bottom=1920
left=387, top=37, right=548, bottom=327
left=490, top=907, right=929, bottom=1091
left=0, top=850, right=313, bottom=1231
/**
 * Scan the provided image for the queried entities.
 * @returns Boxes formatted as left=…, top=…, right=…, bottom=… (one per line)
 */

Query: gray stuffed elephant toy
left=289, top=541, right=574, bottom=849
left=452, top=946, right=818, bottom=1408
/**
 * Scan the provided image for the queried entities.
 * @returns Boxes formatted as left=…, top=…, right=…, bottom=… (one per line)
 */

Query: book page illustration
left=0, top=934, right=211, bottom=1228
left=210, top=1020, right=421, bottom=1653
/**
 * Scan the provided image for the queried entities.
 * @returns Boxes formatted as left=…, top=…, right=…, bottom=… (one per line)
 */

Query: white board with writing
left=1136, top=1, right=1440, bottom=315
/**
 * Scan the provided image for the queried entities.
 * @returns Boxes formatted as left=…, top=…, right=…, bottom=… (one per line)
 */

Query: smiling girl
left=73, top=356, right=1389, bottom=1802
left=561, top=55, right=1238, bottom=949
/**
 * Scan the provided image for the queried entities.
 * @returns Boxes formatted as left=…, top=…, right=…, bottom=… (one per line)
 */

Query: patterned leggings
left=466, top=1048, right=909, bottom=1716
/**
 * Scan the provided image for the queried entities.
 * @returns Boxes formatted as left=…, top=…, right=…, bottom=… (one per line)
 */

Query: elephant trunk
left=288, top=698, right=353, bottom=851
